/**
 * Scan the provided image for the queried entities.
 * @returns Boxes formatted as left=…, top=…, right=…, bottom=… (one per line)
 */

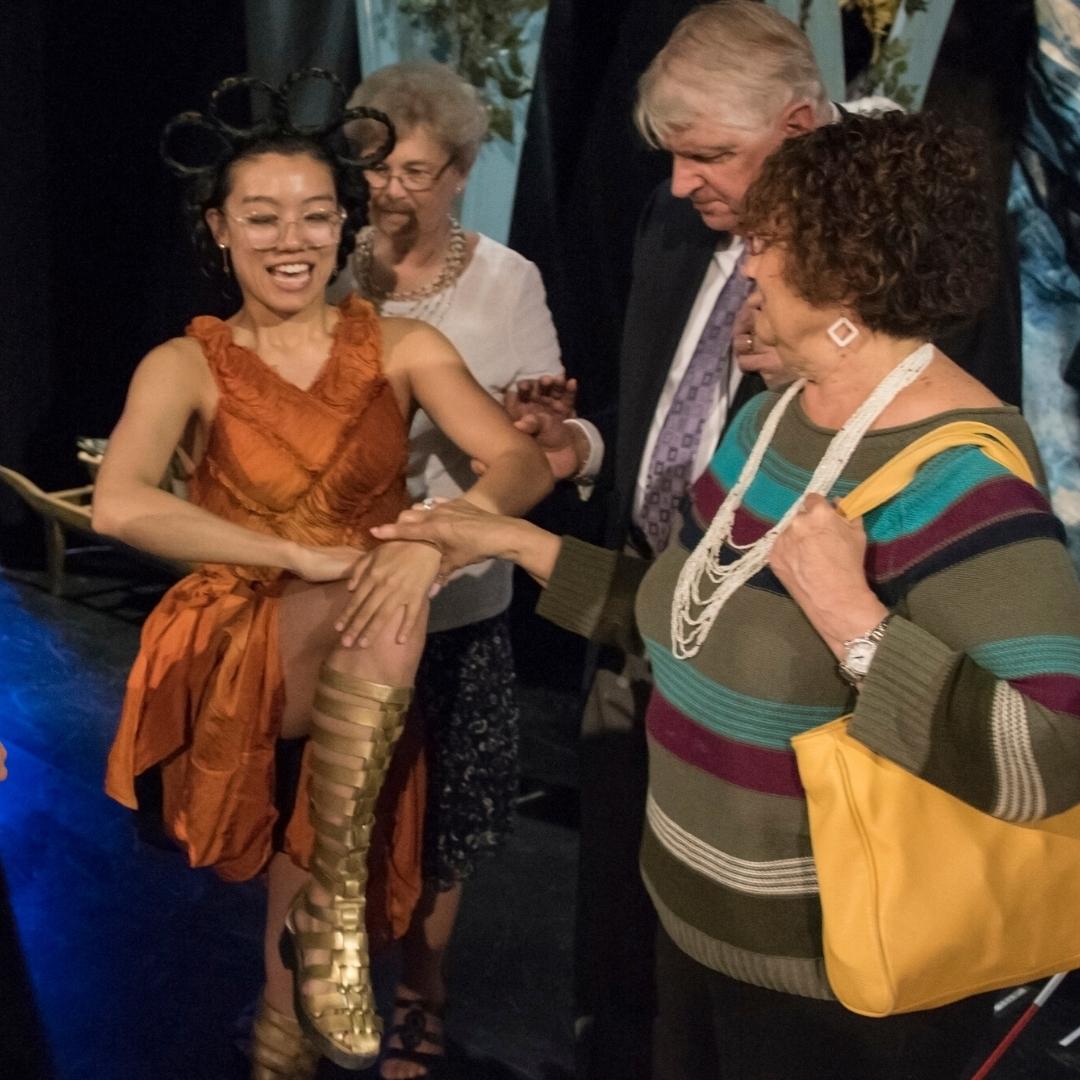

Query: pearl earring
left=827, top=316, right=859, bottom=348
left=218, top=243, right=231, bottom=276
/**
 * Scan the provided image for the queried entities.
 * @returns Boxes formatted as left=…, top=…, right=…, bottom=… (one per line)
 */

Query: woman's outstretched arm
left=335, top=320, right=555, bottom=646
left=384, top=318, right=555, bottom=515
left=92, top=340, right=356, bottom=582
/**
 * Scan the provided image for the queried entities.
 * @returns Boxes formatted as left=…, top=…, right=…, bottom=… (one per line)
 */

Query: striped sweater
left=539, top=392, right=1080, bottom=999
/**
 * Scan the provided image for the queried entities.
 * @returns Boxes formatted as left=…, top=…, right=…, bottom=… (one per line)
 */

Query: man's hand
left=733, top=298, right=791, bottom=389
left=473, top=375, right=588, bottom=481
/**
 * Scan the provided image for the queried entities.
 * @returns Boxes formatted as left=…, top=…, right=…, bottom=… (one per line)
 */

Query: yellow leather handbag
left=791, top=422, right=1080, bottom=1017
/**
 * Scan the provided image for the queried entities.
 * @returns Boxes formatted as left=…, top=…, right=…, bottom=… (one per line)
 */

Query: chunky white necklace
left=353, top=218, right=467, bottom=305
left=670, top=342, right=934, bottom=659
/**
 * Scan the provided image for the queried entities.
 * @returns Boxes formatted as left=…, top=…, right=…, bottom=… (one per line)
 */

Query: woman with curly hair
left=364, top=111, right=1080, bottom=1079
left=94, top=73, right=551, bottom=1077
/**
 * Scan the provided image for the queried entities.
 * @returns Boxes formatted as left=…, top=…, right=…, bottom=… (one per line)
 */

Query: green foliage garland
left=398, top=0, right=546, bottom=143
left=800, top=0, right=929, bottom=110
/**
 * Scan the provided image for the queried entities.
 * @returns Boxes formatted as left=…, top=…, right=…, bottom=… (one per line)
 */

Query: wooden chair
left=0, top=465, right=188, bottom=595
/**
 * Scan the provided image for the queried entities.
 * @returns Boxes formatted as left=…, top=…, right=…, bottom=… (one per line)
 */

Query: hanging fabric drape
left=1008, top=0, right=1080, bottom=565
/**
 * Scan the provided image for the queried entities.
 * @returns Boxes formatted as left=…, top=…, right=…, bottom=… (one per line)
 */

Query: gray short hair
left=347, top=61, right=489, bottom=170
left=636, top=1, right=831, bottom=143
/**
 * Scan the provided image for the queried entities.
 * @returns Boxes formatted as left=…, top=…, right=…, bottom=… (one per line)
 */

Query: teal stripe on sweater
left=969, top=635, right=1080, bottom=678
left=865, top=448, right=1012, bottom=542
left=706, top=446, right=858, bottom=527
left=644, top=638, right=838, bottom=749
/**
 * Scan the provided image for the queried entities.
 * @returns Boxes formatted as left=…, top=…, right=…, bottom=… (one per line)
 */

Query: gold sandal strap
left=250, top=999, right=319, bottom=1079
left=310, top=853, right=368, bottom=891
left=309, top=782, right=377, bottom=818
left=313, top=816, right=372, bottom=846
left=310, top=724, right=404, bottom=760
left=309, top=757, right=394, bottom=789
left=303, top=891, right=365, bottom=928
left=312, top=692, right=404, bottom=729
left=319, top=665, right=413, bottom=704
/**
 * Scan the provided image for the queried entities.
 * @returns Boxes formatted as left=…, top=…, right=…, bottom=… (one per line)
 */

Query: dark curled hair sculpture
left=160, top=68, right=395, bottom=281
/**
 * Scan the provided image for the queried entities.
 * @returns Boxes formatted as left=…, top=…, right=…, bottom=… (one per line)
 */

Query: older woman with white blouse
left=331, top=60, right=564, bottom=1080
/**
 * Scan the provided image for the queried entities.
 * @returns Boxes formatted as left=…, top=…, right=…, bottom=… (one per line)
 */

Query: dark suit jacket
left=593, top=181, right=765, bottom=550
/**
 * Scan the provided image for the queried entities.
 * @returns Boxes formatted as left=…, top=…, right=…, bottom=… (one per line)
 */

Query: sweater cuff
left=536, top=536, right=621, bottom=639
left=848, top=615, right=959, bottom=774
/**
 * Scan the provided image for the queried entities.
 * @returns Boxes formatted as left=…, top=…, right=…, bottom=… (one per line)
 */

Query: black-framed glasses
left=224, top=208, right=345, bottom=250
left=363, top=158, right=455, bottom=192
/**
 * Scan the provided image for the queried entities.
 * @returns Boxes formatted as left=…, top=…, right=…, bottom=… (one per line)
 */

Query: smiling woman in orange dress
left=93, top=73, right=551, bottom=1078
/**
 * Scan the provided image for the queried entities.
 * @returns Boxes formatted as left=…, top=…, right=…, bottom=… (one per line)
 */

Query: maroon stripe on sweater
left=689, top=470, right=772, bottom=544
left=1009, top=673, right=1080, bottom=719
left=646, top=691, right=806, bottom=797
left=867, top=476, right=1052, bottom=582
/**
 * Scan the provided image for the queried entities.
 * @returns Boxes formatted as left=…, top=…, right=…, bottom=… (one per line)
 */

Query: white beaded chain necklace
left=670, top=342, right=934, bottom=660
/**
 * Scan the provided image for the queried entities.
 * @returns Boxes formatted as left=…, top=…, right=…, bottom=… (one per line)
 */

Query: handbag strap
left=836, top=421, right=1035, bottom=521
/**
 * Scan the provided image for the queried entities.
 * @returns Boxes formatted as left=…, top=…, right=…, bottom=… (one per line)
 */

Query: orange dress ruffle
left=104, top=295, right=423, bottom=942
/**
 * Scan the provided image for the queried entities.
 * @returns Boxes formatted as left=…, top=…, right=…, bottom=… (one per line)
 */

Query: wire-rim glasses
left=363, top=157, right=455, bottom=193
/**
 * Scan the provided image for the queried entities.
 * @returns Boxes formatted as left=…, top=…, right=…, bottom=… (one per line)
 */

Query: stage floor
left=1, top=556, right=1078, bottom=1080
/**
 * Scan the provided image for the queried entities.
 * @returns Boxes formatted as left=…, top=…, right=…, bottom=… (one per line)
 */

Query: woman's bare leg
left=264, top=576, right=428, bottom=1068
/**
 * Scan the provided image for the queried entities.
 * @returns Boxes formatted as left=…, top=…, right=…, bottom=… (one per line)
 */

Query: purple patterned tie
left=637, top=255, right=752, bottom=553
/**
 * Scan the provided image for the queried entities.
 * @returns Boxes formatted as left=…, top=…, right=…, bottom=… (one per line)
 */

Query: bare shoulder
left=379, top=316, right=460, bottom=373
left=138, top=335, right=208, bottom=380
left=130, top=335, right=214, bottom=409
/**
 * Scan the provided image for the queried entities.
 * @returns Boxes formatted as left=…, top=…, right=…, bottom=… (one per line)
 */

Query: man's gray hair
left=347, top=60, right=489, bottom=170
left=635, top=1, right=831, bottom=143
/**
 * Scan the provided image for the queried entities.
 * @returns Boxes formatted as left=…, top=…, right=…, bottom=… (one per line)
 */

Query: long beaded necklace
left=670, top=342, right=934, bottom=659
left=352, top=217, right=467, bottom=327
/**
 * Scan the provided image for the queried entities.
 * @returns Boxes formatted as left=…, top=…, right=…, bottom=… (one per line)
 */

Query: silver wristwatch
left=838, top=616, right=892, bottom=686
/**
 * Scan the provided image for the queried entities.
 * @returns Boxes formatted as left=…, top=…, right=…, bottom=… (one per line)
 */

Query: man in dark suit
left=508, top=5, right=836, bottom=1076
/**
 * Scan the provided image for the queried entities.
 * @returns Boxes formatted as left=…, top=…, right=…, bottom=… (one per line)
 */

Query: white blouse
left=342, top=233, right=563, bottom=633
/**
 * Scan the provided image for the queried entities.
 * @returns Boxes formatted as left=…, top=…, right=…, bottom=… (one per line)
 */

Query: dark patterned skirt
left=415, top=611, right=520, bottom=890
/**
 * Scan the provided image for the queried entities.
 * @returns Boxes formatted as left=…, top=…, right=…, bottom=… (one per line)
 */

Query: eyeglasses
left=745, top=233, right=778, bottom=256
left=363, top=158, right=455, bottom=192
left=224, top=209, right=345, bottom=250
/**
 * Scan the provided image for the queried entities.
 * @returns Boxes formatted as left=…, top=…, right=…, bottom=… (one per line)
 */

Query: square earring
left=827, top=316, right=859, bottom=348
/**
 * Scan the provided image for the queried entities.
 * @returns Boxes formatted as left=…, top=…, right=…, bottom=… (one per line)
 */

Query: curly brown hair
left=740, top=110, right=996, bottom=339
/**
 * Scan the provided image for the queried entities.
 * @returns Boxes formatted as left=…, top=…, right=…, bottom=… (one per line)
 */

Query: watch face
left=846, top=641, right=876, bottom=676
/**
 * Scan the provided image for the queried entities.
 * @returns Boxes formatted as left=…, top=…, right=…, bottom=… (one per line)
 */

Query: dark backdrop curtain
left=0, top=4, right=51, bottom=540
left=510, top=0, right=698, bottom=426
left=0, top=3, right=247, bottom=560
left=244, top=0, right=359, bottom=103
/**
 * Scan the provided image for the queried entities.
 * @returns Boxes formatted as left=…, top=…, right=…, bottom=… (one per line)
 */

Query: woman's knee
left=327, top=625, right=425, bottom=688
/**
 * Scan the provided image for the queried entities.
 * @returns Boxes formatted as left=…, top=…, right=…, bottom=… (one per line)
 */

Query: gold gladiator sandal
left=282, top=665, right=411, bottom=1070
left=249, top=997, right=320, bottom=1080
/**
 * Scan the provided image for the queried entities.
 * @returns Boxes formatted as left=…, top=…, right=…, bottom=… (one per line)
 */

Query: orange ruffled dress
left=105, top=296, right=423, bottom=939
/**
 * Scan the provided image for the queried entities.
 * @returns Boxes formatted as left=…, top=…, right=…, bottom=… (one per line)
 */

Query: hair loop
left=159, top=68, right=395, bottom=179
left=336, top=105, right=396, bottom=168
left=279, top=68, right=348, bottom=136
left=207, top=75, right=282, bottom=138
left=159, top=111, right=235, bottom=177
